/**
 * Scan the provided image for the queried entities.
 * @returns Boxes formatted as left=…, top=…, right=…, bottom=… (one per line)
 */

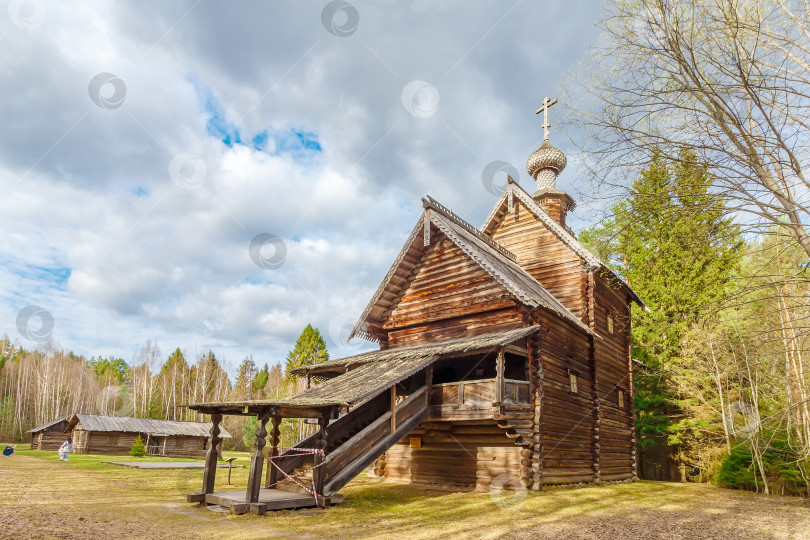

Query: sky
left=0, top=0, right=605, bottom=373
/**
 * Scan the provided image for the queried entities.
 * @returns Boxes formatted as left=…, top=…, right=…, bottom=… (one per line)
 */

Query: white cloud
left=0, top=1, right=603, bottom=371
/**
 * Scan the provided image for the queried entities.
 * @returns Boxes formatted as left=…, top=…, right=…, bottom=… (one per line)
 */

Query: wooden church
left=187, top=99, right=645, bottom=514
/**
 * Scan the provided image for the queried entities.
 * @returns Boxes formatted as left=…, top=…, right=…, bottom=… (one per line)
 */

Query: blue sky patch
left=190, top=75, right=321, bottom=159
left=17, top=265, right=72, bottom=287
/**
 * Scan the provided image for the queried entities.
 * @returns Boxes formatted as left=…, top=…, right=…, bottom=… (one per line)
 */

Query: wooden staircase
left=269, top=384, right=430, bottom=497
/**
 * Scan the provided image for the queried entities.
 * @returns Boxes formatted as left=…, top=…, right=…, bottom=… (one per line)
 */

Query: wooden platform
left=187, top=489, right=343, bottom=514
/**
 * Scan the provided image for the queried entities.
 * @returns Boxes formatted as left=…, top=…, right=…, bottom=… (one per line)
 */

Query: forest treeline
left=0, top=324, right=329, bottom=451
left=580, top=152, right=810, bottom=496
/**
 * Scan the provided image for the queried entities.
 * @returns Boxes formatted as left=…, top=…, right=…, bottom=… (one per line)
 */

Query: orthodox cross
left=535, top=97, right=558, bottom=141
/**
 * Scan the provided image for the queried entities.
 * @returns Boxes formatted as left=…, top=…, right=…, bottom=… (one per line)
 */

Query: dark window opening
left=504, top=352, right=528, bottom=380
left=430, top=351, right=529, bottom=385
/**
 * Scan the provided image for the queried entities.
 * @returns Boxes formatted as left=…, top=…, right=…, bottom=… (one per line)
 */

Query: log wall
left=30, top=429, right=69, bottom=451
left=535, top=310, right=598, bottom=484
left=71, top=424, right=208, bottom=458
left=382, top=420, right=522, bottom=488
left=589, top=272, right=635, bottom=481
left=488, top=199, right=587, bottom=319
left=384, top=235, right=524, bottom=348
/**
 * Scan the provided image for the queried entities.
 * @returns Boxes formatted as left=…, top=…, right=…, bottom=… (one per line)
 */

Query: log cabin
left=186, top=99, right=646, bottom=513
left=27, top=416, right=71, bottom=450
left=63, top=414, right=231, bottom=458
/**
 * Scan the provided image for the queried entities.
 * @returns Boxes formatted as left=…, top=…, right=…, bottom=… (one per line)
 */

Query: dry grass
left=1, top=448, right=809, bottom=539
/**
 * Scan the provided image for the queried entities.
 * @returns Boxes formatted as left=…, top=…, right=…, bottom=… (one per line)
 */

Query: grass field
left=1, top=446, right=809, bottom=539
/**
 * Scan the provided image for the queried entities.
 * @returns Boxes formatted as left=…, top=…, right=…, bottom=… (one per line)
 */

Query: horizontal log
left=541, top=474, right=595, bottom=484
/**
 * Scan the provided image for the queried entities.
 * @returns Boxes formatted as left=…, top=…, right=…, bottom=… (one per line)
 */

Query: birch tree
left=568, top=0, right=810, bottom=256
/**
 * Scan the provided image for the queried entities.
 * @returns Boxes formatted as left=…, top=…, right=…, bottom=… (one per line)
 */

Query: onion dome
left=526, top=139, right=567, bottom=189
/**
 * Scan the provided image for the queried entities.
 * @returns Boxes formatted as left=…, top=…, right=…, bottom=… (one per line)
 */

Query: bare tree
left=566, top=0, right=810, bottom=256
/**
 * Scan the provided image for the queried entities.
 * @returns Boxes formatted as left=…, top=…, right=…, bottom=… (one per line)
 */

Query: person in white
left=58, top=437, right=73, bottom=461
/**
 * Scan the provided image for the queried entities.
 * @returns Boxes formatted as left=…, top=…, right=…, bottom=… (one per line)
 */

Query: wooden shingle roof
left=292, top=326, right=540, bottom=377
left=189, top=327, right=540, bottom=415
left=66, top=414, right=232, bottom=438
left=26, top=416, right=69, bottom=434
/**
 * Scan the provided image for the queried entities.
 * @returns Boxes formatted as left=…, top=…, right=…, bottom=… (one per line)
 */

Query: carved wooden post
left=265, top=416, right=281, bottom=488
left=312, top=414, right=328, bottom=507
left=306, top=371, right=311, bottom=389
left=495, top=347, right=505, bottom=404
left=201, top=413, right=222, bottom=496
left=245, top=411, right=270, bottom=504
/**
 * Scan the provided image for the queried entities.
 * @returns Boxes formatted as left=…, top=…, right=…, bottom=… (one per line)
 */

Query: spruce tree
left=580, top=151, right=742, bottom=477
left=130, top=435, right=146, bottom=457
left=284, top=324, right=329, bottom=380
left=252, top=363, right=269, bottom=398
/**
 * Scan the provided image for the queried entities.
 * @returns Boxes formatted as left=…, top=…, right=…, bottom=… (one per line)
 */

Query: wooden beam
left=245, top=412, right=270, bottom=504
left=390, top=385, right=397, bottom=433
left=189, top=404, right=339, bottom=419
left=495, top=347, right=505, bottom=404
left=265, top=416, right=281, bottom=489
left=201, top=413, right=222, bottom=496
left=312, top=415, right=329, bottom=507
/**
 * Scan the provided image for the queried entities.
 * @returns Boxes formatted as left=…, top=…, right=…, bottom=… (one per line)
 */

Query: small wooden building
left=27, top=416, right=71, bottom=450
left=186, top=103, right=646, bottom=513
left=65, top=414, right=231, bottom=458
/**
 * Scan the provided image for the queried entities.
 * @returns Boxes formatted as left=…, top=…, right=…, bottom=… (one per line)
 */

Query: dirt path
left=1, top=453, right=809, bottom=539
left=0, top=454, right=306, bottom=540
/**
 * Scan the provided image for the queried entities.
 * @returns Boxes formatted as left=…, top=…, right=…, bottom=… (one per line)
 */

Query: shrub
left=716, top=445, right=758, bottom=491
left=716, top=440, right=809, bottom=496
left=130, top=435, right=146, bottom=457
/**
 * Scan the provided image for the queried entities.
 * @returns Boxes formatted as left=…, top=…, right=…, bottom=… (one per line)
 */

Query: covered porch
left=185, top=327, right=540, bottom=514
left=185, top=400, right=343, bottom=514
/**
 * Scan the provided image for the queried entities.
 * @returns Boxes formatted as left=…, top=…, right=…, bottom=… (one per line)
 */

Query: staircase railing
left=267, top=391, right=389, bottom=486
left=322, top=385, right=430, bottom=495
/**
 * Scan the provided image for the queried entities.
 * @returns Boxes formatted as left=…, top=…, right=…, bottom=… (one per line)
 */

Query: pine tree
left=284, top=324, right=329, bottom=381
left=580, top=151, right=742, bottom=478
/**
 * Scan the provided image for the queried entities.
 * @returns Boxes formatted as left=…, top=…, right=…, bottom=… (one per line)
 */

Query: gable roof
left=482, top=179, right=646, bottom=309
left=349, top=196, right=595, bottom=342
left=26, top=416, right=70, bottom=434
left=66, top=414, right=232, bottom=438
